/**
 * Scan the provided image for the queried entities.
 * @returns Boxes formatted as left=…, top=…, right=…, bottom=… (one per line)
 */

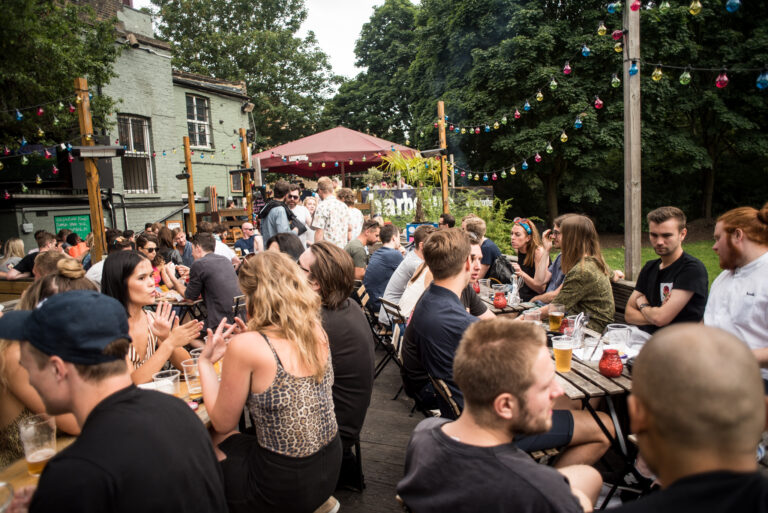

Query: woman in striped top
left=102, top=251, right=201, bottom=384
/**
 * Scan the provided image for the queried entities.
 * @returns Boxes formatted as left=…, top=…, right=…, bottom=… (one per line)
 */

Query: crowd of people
left=0, top=183, right=765, bottom=512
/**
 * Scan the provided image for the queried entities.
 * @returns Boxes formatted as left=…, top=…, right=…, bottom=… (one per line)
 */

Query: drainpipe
left=110, top=192, right=129, bottom=230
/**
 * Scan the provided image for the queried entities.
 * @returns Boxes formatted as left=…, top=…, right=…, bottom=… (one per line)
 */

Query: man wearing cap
left=1, top=290, right=227, bottom=513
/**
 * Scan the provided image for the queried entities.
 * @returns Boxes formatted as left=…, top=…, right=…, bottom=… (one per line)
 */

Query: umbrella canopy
left=253, top=126, right=416, bottom=178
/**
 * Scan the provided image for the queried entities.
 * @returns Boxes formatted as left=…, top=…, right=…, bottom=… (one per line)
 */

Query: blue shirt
left=363, top=247, right=403, bottom=313
left=234, top=236, right=255, bottom=255
left=260, top=206, right=291, bottom=244
left=179, top=242, right=195, bottom=267
left=545, top=253, right=565, bottom=292
left=480, top=238, right=502, bottom=278
left=407, top=284, right=477, bottom=410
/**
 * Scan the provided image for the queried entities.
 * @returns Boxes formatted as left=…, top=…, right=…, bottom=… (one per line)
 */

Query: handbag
left=488, top=254, right=514, bottom=284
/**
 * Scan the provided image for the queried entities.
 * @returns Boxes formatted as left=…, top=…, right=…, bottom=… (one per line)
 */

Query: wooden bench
left=0, top=279, right=33, bottom=303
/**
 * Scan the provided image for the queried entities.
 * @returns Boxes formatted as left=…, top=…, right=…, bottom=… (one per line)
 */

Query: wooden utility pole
left=437, top=101, right=449, bottom=214
left=239, top=128, right=254, bottom=222
left=74, top=78, right=106, bottom=264
left=623, top=1, right=642, bottom=280
left=183, top=136, right=197, bottom=234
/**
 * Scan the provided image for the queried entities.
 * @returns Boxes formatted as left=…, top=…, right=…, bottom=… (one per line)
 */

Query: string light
left=521, top=160, right=528, bottom=170
left=652, top=66, right=664, bottom=81
left=563, top=62, right=572, bottom=75
left=716, top=70, right=729, bottom=88
left=560, top=131, right=569, bottom=143
left=725, top=0, right=740, bottom=12
left=581, top=44, right=591, bottom=57
left=679, top=69, right=692, bottom=85
left=597, top=21, right=607, bottom=36
left=689, top=0, right=702, bottom=15
left=629, top=61, right=639, bottom=76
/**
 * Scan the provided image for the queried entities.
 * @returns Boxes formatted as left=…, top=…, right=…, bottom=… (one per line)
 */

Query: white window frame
left=117, top=115, right=156, bottom=194
left=186, top=94, right=212, bottom=148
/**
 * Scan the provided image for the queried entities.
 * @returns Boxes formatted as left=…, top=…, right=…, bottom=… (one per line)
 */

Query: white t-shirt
left=704, top=251, right=768, bottom=379
left=291, top=204, right=314, bottom=247
left=214, top=239, right=236, bottom=261
left=86, top=258, right=106, bottom=287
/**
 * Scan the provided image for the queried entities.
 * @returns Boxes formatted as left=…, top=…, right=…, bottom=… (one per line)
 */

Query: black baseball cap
left=0, top=290, right=131, bottom=365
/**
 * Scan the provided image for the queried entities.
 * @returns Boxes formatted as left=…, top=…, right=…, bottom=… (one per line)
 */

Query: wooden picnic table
left=0, top=382, right=210, bottom=490
left=479, top=295, right=530, bottom=315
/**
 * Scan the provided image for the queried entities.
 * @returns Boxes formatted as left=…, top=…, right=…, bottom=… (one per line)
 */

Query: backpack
left=487, top=254, right=514, bottom=284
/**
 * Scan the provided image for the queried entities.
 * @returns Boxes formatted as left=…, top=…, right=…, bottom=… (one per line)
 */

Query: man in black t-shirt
left=625, top=207, right=708, bottom=335
left=0, top=291, right=227, bottom=513
left=463, top=216, right=501, bottom=279
left=398, top=320, right=602, bottom=513
left=6, top=231, right=58, bottom=280
left=615, top=324, right=768, bottom=513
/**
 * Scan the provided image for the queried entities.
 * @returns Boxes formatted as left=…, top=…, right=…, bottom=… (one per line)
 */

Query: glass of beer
left=549, top=303, right=565, bottom=332
left=153, top=369, right=182, bottom=398
left=19, top=414, right=56, bottom=476
left=552, top=336, right=574, bottom=373
left=182, top=359, right=203, bottom=400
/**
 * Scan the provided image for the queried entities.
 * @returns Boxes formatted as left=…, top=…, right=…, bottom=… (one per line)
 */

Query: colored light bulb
left=474, top=173, right=479, bottom=181
left=162, top=150, right=166, bottom=156
left=461, top=127, right=466, bottom=134
left=574, top=117, right=583, bottom=129
left=3, top=147, right=9, bottom=156
left=37, top=107, right=44, bottom=116
left=434, top=122, right=438, bottom=128
left=75, top=95, right=82, bottom=104
left=534, top=153, right=542, bottom=163
left=21, top=137, right=27, bottom=147
left=581, top=44, right=591, bottom=57
left=21, top=184, right=28, bottom=193
left=58, top=102, right=64, bottom=110
left=493, top=121, right=500, bottom=129
left=231, top=144, right=236, bottom=149
left=173, top=148, right=177, bottom=154
left=66, top=143, right=72, bottom=151
left=756, top=71, right=768, bottom=90
left=629, top=61, right=639, bottom=76
left=524, top=100, right=531, bottom=111
left=200, top=153, right=204, bottom=159
left=52, top=165, right=59, bottom=175
left=607, top=2, right=617, bottom=13
left=362, top=155, right=367, bottom=161
left=475, top=127, right=481, bottom=134
left=405, top=139, right=410, bottom=145
left=652, top=66, right=663, bottom=81
left=307, top=161, right=312, bottom=167
left=716, top=71, right=729, bottom=88
left=598, top=21, right=607, bottom=36
left=612, top=29, right=624, bottom=41
left=21, top=156, right=29, bottom=165
left=521, top=160, right=528, bottom=170
left=514, top=109, right=521, bottom=119
left=321, top=162, right=326, bottom=167
left=68, top=103, right=76, bottom=113
left=483, top=174, right=489, bottom=182
left=0, top=162, right=3, bottom=171
left=419, top=131, right=424, bottom=137
left=563, top=61, right=572, bottom=75
left=511, top=165, right=517, bottom=175
left=536, top=90, right=544, bottom=102
left=3, top=191, right=9, bottom=200
left=53, top=116, right=59, bottom=126
left=659, top=0, right=670, bottom=10
left=85, top=134, right=92, bottom=141
left=15, top=109, right=23, bottom=121
left=631, top=0, right=642, bottom=10
left=35, top=174, right=42, bottom=184
left=501, top=170, right=507, bottom=178
left=689, top=0, right=702, bottom=15
left=550, top=78, right=558, bottom=90
left=611, top=74, right=621, bottom=88
left=485, top=125, right=491, bottom=132
left=560, top=131, right=569, bottom=143
left=449, top=124, right=454, bottom=131
left=454, top=127, right=460, bottom=133
left=68, top=154, right=74, bottom=163
left=614, top=41, right=623, bottom=53
left=725, top=0, right=740, bottom=12
left=679, top=70, right=692, bottom=85
left=501, top=115, right=508, bottom=125
left=546, top=142, right=554, bottom=154
left=349, top=160, right=353, bottom=165
left=37, top=127, right=44, bottom=138
left=44, top=149, right=52, bottom=159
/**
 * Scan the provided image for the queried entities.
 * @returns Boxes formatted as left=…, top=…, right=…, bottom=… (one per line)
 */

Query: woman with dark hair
left=157, top=226, right=183, bottom=266
left=101, top=251, right=201, bottom=384
left=266, top=232, right=305, bottom=261
left=537, top=215, right=614, bottom=332
left=298, top=241, right=374, bottom=490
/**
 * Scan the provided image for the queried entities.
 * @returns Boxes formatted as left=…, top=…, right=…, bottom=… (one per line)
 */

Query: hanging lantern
left=611, top=74, right=621, bottom=88
left=652, top=66, right=663, bottom=81
left=546, top=142, right=554, bottom=154
left=534, top=153, right=542, bottom=163
left=549, top=77, right=558, bottom=90
left=536, top=90, right=544, bottom=102
left=521, top=160, right=528, bottom=170
left=52, top=165, right=59, bottom=175
left=598, top=21, right=607, bottom=36
left=563, top=61, right=572, bottom=75
left=715, top=70, right=729, bottom=88
left=560, top=131, right=568, bottom=143
left=679, top=69, right=692, bottom=85
left=689, top=0, right=702, bottom=15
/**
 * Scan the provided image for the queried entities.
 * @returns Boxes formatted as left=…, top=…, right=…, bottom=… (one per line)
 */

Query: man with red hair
left=704, top=202, right=768, bottom=392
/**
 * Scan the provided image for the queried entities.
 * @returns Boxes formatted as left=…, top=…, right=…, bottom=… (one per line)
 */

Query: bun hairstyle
left=18, top=258, right=96, bottom=310
left=57, top=257, right=86, bottom=279
left=718, top=202, right=768, bottom=246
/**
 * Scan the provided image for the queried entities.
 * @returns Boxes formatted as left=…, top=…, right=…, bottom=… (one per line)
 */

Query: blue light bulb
left=725, top=0, right=740, bottom=12
left=629, top=61, right=639, bottom=76
left=522, top=160, right=528, bottom=170
left=454, top=127, right=460, bottom=133
left=574, top=117, right=583, bottom=129
left=483, top=174, right=489, bottom=182
left=581, top=44, right=591, bottom=57
left=15, top=109, right=23, bottom=121
left=607, top=2, right=617, bottom=13
left=484, top=125, right=490, bottom=133
left=524, top=100, right=531, bottom=111
left=757, top=71, right=768, bottom=91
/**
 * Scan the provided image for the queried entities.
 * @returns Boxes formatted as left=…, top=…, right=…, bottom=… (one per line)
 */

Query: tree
left=321, top=0, right=419, bottom=141
left=0, top=0, right=120, bottom=150
left=150, top=0, right=340, bottom=147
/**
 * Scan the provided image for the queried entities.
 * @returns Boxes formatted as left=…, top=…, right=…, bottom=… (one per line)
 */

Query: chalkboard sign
left=54, top=214, right=91, bottom=239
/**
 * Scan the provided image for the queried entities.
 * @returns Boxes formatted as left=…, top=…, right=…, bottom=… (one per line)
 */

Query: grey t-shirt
left=344, top=238, right=369, bottom=269
left=397, top=417, right=583, bottom=513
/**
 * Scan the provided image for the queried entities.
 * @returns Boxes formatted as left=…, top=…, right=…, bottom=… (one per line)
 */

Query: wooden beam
left=437, top=100, right=449, bottom=214
left=623, top=1, right=642, bottom=280
left=239, top=128, right=254, bottom=223
left=183, top=136, right=197, bottom=234
left=73, top=77, right=106, bottom=264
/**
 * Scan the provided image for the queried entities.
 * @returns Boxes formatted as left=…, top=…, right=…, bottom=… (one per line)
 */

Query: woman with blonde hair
left=303, top=196, right=318, bottom=245
left=0, top=258, right=91, bottom=467
left=537, top=215, right=615, bottom=332
left=0, top=238, right=24, bottom=277
left=509, top=217, right=548, bottom=301
left=199, top=250, right=341, bottom=513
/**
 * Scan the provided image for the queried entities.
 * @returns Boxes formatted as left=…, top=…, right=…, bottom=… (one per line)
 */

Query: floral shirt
left=312, top=195, right=349, bottom=248
left=348, top=207, right=364, bottom=241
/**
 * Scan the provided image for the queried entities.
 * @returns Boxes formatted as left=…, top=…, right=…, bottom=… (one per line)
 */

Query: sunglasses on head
left=513, top=217, right=532, bottom=235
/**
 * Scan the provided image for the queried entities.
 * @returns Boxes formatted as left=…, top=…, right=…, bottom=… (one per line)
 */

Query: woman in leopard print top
left=199, top=251, right=341, bottom=513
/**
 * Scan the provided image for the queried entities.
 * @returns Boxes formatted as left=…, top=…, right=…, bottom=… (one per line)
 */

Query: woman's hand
left=201, top=318, right=237, bottom=363
left=541, top=229, right=554, bottom=253
left=512, top=262, right=524, bottom=277
left=230, top=317, right=248, bottom=335
left=163, top=317, right=203, bottom=349
left=151, top=302, right=176, bottom=340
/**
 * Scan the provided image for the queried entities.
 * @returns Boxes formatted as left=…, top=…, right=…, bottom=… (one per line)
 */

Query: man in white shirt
left=704, top=202, right=768, bottom=390
left=312, top=177, right=349, bottom=248
left=286, top=183, right=313, bottom=247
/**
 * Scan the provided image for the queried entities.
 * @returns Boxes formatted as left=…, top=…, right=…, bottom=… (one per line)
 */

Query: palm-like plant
left=379, top=151, right=442, bottom=223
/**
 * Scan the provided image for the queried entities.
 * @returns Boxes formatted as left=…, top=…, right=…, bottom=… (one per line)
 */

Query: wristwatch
left=638, top=303, right=651, bottom=311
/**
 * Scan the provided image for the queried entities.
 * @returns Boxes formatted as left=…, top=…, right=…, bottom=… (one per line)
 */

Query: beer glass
left=182, top=359, right=203, bottom=400
left=19, top=414, right=56, bottom=476
left=552, top=336, right=574, bottom=373
left=549, top=303, right=565, bottom=332
left=152, top=369, right=182, bottom=398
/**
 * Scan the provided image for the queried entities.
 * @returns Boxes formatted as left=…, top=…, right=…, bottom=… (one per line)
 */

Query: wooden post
left=73, top=78, right=106, bottom=264
left=623, top=1, right=642, bottom=280
left=239, top=128, right=254, bottom=223
left=437, top=101, right=449, bottom=214
left=183, top=136, right=197, bottom=234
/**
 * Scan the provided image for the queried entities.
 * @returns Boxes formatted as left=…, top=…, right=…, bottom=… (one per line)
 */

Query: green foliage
left=150, top=0, right=341, bottom=147
left=0, top=0, right=120, bottom=149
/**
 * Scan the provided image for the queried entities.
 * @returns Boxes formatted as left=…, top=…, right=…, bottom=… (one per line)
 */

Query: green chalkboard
left=54, top=214, right=92, bottom=239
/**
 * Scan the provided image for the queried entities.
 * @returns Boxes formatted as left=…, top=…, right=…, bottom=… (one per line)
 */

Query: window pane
left=117, top=117, right=130, bottom=146
left=196, top=99, right=207, bottom=122
left=132, top=120, right=146, bottom=152
left=186, top=95, right=194, bottom=119
left=122, top=156, right=150, bottom=192
left=188, top=122, right=198, bottom=146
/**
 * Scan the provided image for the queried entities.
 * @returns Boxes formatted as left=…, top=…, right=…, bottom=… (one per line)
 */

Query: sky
left=131, top=0, right=389, bottom=79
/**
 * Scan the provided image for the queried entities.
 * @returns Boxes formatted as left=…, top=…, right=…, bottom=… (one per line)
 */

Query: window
left=117, top=115, right=156, bottom=193
left=231, top=172, right=243, bottom=193
left=186, top=94, right=212, bottom=148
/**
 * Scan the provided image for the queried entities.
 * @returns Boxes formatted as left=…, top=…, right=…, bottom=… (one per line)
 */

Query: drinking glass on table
left=153, top=369, right=182, bottom=398
left=0, top=482, right=12, bottom=512
left=182, top=359, right=203, bottom=400
left=192, top=343, right=223, bottom=376
left=552, top=336, right=575, bottom=373
left=522, top=309, right=541, bottom=324
left=478, top=279, right=491, bottom=299
left=601, top=324, right=631, bottom=348
left=548, top=303, right=565, bottom=332
left=19, top=414, right=56, bottom=476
